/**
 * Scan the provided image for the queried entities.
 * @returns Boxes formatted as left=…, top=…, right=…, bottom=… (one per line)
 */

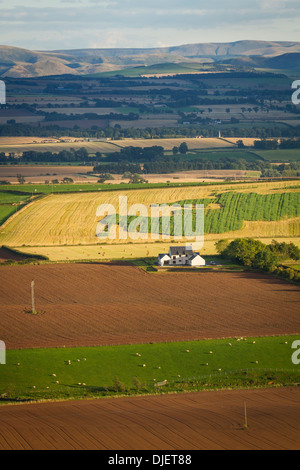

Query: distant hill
left=0, top=40, right=300, bottom=78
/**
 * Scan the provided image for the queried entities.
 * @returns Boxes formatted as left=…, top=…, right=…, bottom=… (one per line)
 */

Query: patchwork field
left=0, top=180, right=299, bottom=248
left=0, top=388, right=299, bottom=450
left=0, top=137, right=235, bottom=156
left=0, top=264, right=299, bottom=350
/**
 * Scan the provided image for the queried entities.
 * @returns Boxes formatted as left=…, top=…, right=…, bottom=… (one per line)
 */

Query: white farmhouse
left=158, top=246, right=205, bottom=267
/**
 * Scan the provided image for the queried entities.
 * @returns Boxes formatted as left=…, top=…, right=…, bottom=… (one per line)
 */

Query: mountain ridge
left=1, top=40, right=300, bottom=78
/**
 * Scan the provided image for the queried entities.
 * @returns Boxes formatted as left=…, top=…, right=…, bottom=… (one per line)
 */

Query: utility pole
left=31, top=280, right=36, bottom=314
left=244, top=401, right=248, bottom=429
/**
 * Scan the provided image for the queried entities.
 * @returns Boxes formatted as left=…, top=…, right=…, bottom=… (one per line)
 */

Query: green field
left=0, top=336, right=298, bottom=403
left=253, top=149, right=300, bottom=162
left=172, top=149, right=261, bottom=162
left=122, top=192, right=300, bottom=236
left=0, top=205, right=18, bottom=226
left=0, top=192, right=31, bottom=225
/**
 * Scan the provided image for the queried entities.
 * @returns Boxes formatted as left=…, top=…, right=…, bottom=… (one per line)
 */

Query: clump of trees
left=216, top=238, right=300, bottom=282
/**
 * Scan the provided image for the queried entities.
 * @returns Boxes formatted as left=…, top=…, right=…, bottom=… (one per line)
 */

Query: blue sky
left=0, top=0, right=299, bottom=50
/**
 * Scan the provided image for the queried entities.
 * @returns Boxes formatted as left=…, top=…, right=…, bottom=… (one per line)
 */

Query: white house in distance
left=158, top=246, right=206, bottom=267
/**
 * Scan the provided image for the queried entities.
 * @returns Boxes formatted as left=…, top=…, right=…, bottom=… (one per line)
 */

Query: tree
left=129, top=173, right=148, bottom=184
left=252, top=251, right=278, bottom=272
left=215, top=239, right=230, bottom=254
left=17, top=174, right=25, bottom=184
left=179, top=142, right=188, bottom=154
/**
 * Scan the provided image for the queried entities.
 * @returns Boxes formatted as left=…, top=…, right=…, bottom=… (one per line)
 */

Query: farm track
left=0, top=264, right=299, bottom=350
left=0, top=388, right=298, bottom=450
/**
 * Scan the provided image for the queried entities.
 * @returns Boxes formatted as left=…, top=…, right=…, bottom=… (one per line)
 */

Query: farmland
left=0, top=264, right=299, bottom=350
left=0, top=388, right=298, bottom=450
left=1, top=64, right=300, bottom=451
left=0, top=180, right=299, bottom=248
left=0, top=335, right=299, bottom=403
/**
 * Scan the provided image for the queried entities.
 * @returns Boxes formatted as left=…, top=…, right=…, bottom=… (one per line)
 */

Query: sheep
left=209, top=351, right=213, bottom=354
left=186, top=350, right=190, bottom=353
left=142, top=364, right=146, bottom=367
left=52, top=374, right=57, bottom=377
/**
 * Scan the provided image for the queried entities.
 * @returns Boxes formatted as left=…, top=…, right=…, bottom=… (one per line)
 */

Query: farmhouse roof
left=169, top=246, right=193, bottom=256
left=158, top=254, right=170, bottom=260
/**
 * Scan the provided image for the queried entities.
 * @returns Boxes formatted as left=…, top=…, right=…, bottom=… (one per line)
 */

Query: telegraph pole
left=31, top=280, right=36, bottom=314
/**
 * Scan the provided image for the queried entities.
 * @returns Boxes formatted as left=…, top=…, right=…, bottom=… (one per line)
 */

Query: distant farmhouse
left=158, top=246, right=205, bottom=267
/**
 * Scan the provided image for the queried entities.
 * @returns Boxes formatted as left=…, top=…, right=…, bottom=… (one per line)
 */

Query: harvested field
left=0, top=264, right=299, bottom=350
left=1, top=181, right=299, bottom=246
left=0, top=388, right=299, bottom=450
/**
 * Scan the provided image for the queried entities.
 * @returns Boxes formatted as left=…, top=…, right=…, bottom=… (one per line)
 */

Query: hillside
left=1, top=40, right=300, bottom=78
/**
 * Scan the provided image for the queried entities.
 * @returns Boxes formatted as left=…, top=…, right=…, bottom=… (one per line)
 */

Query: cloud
left=0, top=0, right=299, bottom=50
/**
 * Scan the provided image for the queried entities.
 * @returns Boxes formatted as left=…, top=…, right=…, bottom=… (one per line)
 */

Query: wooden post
left=31, top=280, right=36, bottom=314
left=244, top=401, right=248, bottom=429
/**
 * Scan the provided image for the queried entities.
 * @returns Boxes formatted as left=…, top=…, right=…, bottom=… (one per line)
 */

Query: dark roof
left=158, top=254, right=170, bottom=259
left=189, top=254, right=201, bottom=261
left=169, top=246, right=193, bottom=256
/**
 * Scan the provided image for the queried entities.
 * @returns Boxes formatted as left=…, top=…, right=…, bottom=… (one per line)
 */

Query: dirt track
left=0, top=388, right=299, bottom=450
left=0, top=264, right=299, bottom=349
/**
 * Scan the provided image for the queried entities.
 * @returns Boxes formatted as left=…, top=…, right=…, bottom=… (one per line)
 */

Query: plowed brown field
left=0, top=388, right=299, bottom=450
left=0, top=264, right=299, bottom=349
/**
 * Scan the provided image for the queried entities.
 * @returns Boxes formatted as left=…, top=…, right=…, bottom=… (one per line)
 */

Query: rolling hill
left=1, top=40, right=300, bottom=78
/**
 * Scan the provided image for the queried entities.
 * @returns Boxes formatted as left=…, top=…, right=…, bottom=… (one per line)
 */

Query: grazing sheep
left=209, top=351, right=213, bottom=354
left=142, top=364, right=146, bottom=367
left=186, top=350, right=190, bottom=353
left=55, top=381, right=59, bottom=384
left=52, top=374, right=56, bottom=377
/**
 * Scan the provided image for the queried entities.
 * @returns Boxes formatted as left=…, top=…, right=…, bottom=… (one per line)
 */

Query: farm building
left=158, top=246, right=205, bottom=267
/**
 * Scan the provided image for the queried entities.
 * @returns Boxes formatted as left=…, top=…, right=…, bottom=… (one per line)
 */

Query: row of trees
left=1, top=123, right=300, bottom=140
left=216, top=238, right=300, bottom=282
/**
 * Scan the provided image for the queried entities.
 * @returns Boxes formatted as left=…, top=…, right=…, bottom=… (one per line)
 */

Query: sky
left=0, top=0, right=299, bottom=51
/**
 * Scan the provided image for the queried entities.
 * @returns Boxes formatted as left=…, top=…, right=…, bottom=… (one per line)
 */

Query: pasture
left=0, top=336, right=299, bottom=403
